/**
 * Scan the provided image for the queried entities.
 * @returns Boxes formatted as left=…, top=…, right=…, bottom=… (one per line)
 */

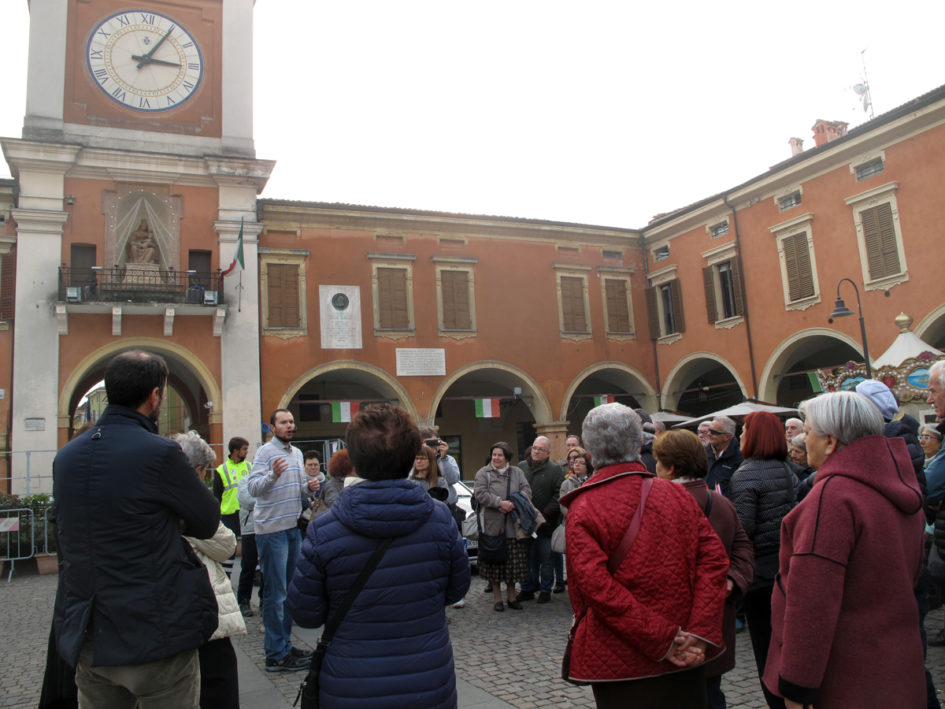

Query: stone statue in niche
left=127, top=220, right=158, bottom=264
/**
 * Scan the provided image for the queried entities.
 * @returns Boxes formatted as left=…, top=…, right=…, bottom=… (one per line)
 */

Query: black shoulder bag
left=294, top=537, right=394, bottom=709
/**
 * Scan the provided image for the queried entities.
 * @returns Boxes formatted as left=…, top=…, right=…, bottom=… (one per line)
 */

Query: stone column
left=535, top=421, right=571, bottom=464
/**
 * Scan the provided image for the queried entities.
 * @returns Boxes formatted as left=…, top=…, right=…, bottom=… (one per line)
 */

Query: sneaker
left=536, top=591, right=551, bottom=604
left=239, top=603, right=255, bottom=618
left=265, top=654, right=309, bottom=672
left=451, top=598, right=466, bottom=608
left=515, top=590, right=535, bottom=602
left=289, top=646, right=313, bottom=659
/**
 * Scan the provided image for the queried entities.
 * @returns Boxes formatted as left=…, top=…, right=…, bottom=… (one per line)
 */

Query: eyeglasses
left=708, top=429, right=727, bottom=436
left=920, top=434, right=940, bottom=441
left=533, top=447, right=549, bottom=453
left=570, top=458, right=587, bottom=466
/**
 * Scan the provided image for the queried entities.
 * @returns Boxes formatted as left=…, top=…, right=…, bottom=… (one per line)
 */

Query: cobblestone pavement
left=6, top=563, right=945, bottom=708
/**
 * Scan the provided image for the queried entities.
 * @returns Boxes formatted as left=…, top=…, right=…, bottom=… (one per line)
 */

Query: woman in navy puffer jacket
left=288, top=404, right=471, bottom=709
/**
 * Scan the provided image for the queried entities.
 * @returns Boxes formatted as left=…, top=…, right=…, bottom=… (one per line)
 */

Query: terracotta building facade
left=2, top=1, right=944, bottom=491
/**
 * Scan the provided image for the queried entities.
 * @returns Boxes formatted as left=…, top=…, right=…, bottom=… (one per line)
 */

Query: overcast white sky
left=2, top=1, right=944, bottom=228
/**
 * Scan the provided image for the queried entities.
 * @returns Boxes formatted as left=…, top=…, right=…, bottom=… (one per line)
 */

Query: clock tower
left=3, top=0, right=272, bottom=491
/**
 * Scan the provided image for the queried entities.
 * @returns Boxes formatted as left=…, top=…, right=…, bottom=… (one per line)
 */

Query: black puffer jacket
left=729, top=458, right=798, bottom=583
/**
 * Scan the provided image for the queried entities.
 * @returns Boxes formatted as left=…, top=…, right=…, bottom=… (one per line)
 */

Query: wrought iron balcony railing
left=58, top=266, right=226, bottom=306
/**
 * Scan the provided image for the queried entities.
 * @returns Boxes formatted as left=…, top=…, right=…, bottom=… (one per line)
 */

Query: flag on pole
left=474, top=398, right=501, bottom=418
left=593, top=395, right=615, bottom=406
left=807, top=372, right=823, bottom=393
left=331, top=401, right=359, bottom=423
left=222, top=220, right=245, bottom=276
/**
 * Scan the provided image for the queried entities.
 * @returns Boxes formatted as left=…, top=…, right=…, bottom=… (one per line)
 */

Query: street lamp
left=829, top=277, right=872, bottom=379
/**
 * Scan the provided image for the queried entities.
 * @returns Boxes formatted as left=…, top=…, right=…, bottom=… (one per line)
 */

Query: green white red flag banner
left=331, top=401, right=359, bottom=423
left=475, top=398, right=500, bottom=418
left=593, top=395, right=615, bottom=406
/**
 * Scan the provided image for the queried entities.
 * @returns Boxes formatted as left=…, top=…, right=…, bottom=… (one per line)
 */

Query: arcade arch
left=58, top=338, right=221, bottom=443
left=429, top=362, right=552, bottom=469
left=758, top=329, right=864, bottom=406
left=916, top=305, right=945, bottom=352
left=560, top=362, right=658, bottom=427
left=662, top=353, right=746, bottom=417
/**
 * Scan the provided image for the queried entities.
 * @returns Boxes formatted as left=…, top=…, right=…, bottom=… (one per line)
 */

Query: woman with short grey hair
left=581, top=403, right=644, bottom=467
left=172, top=431, right=246, bottom=708
left=920, top=424, right=942, bottom=468
left=763, top=391, right=925, bottom=708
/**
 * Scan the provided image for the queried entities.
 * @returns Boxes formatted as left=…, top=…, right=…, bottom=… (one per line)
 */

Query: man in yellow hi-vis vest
left=215, top=436, right=251, bottom=574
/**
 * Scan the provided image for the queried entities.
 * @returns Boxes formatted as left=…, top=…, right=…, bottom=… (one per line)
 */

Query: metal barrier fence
left=0, top=507, right=35, bottom=583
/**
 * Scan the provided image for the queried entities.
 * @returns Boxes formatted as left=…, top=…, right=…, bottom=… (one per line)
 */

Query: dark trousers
left=237, top=533, right=263, bottom=606
left=198, top=638, right=239, bottom=709
left=592, top=666, right=706, bottom=709
left=520, top=533, right=553, bottom=594
left=743, top=584, right=785, bottom=709
left=220, top=513, right=240, bottom=575
left=706, top=673, right=725, bottom=709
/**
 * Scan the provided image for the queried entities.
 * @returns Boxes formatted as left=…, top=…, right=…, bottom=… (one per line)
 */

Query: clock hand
left=131, top=55, right=180, bottom=68
left=136, top=26, right=174, bottom=68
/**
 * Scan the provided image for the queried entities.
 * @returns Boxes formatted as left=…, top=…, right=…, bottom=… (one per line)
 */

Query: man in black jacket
left=516, top=436, right=564, bottom=604
left=706, top=416, right=743, bottom=499
left=53, top=350, right=220, bottom=707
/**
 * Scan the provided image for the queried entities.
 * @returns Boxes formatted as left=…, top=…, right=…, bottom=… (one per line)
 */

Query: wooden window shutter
left=441, top=270, right=471, bottom=330
left=0, top=250, right=14, bottom=321
left=604, top=279, right=631, bottom=333
left=783, top=233, right=814, bottom=301
left=378, top=267, right=409, bottom=329
left=560, top=276, right=587, bottom=332
left=730, top=258, right=744, bottom=316
left=645, top=286, right=659, bottom=339
left=669, top=278, right=685, bottom=333
left=267, top=263, right=300, bottom=328
left=702, top=265, right=718, bottom=324
left=861, top=203, right=900, bottom=280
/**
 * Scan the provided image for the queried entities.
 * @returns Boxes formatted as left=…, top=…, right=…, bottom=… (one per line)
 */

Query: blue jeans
left=521, top=534, right=553, bottom=594
left=256, top=527, right=301, bottom=661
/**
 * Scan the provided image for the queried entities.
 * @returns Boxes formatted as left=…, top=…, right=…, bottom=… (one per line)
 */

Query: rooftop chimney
left=789, top=137, right=804, bottom=156
left=811, top=119, right=849, bottom=147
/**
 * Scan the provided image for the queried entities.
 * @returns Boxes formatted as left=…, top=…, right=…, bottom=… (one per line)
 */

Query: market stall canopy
left=651, top=410, right=691, bottom=424
left=673, top=400, right=798, bottom=428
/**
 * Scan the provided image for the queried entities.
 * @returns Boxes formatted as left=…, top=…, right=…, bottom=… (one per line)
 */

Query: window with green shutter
left=860, top=203, right=901, bottom=280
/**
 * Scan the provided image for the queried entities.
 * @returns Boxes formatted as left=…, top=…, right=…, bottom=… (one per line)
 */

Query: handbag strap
left=606, top=475, right=654, bottom=575
left=295, top=537, right=393, bottom=707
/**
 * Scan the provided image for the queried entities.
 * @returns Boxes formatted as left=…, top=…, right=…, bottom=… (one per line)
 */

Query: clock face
left=86, top=10, right=203, bottom=112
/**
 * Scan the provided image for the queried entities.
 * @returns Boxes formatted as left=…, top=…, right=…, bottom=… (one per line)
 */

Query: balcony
left=59, top=266, right=226, bottom=306
left=56, top=266, right=228, bottom=336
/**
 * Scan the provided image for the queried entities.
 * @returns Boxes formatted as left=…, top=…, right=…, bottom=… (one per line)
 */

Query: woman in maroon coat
left=562, top=404, right=729, bottom=708
left=654, top=429, right=754, bottom=709
left=764, top=391, right=926, bottom=708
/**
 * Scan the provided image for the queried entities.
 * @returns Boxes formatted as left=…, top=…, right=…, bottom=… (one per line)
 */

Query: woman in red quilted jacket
left=561, top=403, right=729, bottom=708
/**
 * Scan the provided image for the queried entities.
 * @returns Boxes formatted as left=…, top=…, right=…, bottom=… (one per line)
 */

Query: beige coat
left=473, top=464, right=531, bottom=539
left=185, top=522, right=247, bottom=641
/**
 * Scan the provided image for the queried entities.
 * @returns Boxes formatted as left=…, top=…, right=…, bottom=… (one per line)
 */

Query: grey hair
left=785, top=417, right=803, bottom=429
left=921, top=424, right=942, bottom=441
left=799, top=391, right=883, bottom=446
left=582, top=403, right=642, bottom=467
left=698, top=420, right=711, bottom=430
left=534, top=435, right=551, bottom=448
left=789, top=434, right=807, bottom=452
left=173, top=430, right=216, bottom=470
left=931, top=360, right=945, bottom=390
left=712, top=415, right=736, bottom=435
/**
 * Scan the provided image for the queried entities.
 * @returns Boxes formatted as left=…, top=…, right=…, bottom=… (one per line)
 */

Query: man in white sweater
left=247, top=409, right=314, bottom=672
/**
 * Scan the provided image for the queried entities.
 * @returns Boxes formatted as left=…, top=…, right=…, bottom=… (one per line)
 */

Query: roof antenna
left=853, top=48, right=874, bottom=120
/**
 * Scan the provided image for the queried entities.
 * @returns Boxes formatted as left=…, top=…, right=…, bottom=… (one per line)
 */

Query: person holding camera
left=419, top=428, right=465, bottom=607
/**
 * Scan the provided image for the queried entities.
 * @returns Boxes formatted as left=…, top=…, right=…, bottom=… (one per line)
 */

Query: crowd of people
left=40, top=348, right=945, bottom=708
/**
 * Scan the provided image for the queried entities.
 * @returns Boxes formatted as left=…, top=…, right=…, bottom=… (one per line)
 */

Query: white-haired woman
left=763, top=392, right=925, bottom=709
left=173, top=431, right=246, bottom=709
left=562, top=403, right=728, bottom=707
left=921, top=424, right=942, bottom=469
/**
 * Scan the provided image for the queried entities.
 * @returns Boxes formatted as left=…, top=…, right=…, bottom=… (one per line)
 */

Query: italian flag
left=475, top=398, right=501, bottom=418
left=331, top=401, right=359, bottom=423
left=593, top=395, right=614, bottom=406
left=222, top=220, right=245, bottom=276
